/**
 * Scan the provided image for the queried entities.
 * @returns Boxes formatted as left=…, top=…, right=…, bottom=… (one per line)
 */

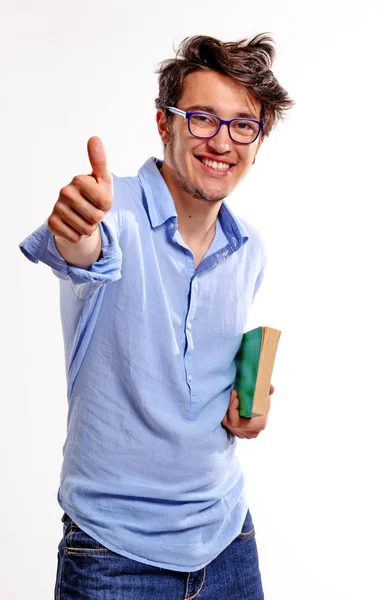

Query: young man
left=20, top=34, right=293, bottom=600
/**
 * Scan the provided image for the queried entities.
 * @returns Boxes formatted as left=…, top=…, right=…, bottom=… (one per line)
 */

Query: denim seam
left=55, top=552, right=62, bottom=600
left=64, top=521, right=113, bottom=554
left=64, top=548, right=113, bottom=555
left=184, top=567, right=206, bottom=600
left=57, top=548, right=65, bottom=600
left=237, top=526, right=256, bottom=539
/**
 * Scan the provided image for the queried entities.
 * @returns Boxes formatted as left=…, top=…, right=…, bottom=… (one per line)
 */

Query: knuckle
left=82, top=223, right=95, bottom=236
left=72, top=174, right=86, bottom=186
left=71, top=231, right=82, bottom=243
left=54, top=200, right=67, bottom=215
left=97, top=194, right=112, bottom=212
left=59, top=185, right=71, bottom=199
left=91, top=209, right=105, bottom=224
left=75, top=220, right=93, bottom=236
left=47, top=214, right=59, bottom=231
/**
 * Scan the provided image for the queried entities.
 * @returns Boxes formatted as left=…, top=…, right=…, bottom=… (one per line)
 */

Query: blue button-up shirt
left=19, top=157, right=266, bottom=571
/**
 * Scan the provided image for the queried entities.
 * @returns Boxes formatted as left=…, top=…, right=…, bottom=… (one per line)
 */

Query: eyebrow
left=185, top=104, right=260, bottom=121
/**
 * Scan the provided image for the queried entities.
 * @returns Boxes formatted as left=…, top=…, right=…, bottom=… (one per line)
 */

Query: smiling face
left=157, top=70, right=264, bottom=204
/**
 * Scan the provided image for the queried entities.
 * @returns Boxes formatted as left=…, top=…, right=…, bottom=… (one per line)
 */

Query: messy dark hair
left=155, top=34, right=294, bottom=137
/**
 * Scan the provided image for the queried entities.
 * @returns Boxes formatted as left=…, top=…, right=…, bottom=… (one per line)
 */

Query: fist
left=48, top=136, right=113, bottom=243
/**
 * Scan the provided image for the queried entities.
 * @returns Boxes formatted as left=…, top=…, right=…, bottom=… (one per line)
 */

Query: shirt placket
left=171, top=223, right=200, bottom=420
left=185, top=275, right=199, bottom=420
left=170, top=217, right=243, bottom=421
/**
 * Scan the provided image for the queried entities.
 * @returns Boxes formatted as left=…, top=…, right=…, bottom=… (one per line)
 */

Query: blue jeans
left=55, top=510, right=264, bottom=599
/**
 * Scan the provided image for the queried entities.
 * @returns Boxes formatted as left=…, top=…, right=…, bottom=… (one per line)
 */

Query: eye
left=235, top=121, right=256, bottom=132
left=191, top=114, right=216, bottom=125
left=231, top=120, right=259, bottom=138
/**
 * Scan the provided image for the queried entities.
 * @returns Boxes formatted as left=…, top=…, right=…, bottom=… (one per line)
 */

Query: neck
left=160, top=160, right=221, bottom=245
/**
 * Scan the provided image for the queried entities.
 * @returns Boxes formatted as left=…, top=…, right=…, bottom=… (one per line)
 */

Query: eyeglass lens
left=189, top=114, right=259, bottom=143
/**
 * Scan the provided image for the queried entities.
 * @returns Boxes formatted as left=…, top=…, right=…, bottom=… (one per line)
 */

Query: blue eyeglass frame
left=166, top=106, right=264, bottom=144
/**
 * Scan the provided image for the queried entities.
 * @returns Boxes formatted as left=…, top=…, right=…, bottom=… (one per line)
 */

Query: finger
left=242, top=400, right=270, bottom=432
left=269, top=383, right=275, bottom=395
left=228, top=389, right=238, bottom=407
left=87, top=136, right=113, bottom=189
left=250, top=398, right=270, bottom=431
left=69, top=196, right=105, bottom=226
left=54, top=202, right=97, bottom=237
left=232, top=430, right=256, bottom=440
left=227, top=396, right=241, bottom=427
left=48, top=215, right=82, bottom=243
left=66, top=178, right=109, bottom=216
left=251, top=400, right=270, bottom=429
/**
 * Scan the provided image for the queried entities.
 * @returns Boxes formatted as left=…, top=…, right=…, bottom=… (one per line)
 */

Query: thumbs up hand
left=87, top=136, right=113, bottom=200
left=48, top=137, right=113, bottom=244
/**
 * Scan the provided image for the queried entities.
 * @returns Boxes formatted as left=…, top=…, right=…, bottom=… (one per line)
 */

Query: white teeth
left=201, top=158, right=231, bottom=171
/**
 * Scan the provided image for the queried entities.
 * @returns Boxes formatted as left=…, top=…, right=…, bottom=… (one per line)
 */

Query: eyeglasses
left=166, top=106, right=264, bottom=145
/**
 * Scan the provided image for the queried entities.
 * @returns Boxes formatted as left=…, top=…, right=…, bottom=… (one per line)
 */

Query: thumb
left=229, top=389, right=238, bottom=407
left=87, top=136, right=113, bottom=190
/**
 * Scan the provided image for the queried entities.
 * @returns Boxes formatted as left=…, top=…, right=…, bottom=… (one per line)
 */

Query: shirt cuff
left=19, top=219, right=122, bottom=285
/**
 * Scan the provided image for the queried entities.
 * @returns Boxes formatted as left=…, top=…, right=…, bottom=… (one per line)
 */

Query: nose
left=206, top=123, right=232, bottom=153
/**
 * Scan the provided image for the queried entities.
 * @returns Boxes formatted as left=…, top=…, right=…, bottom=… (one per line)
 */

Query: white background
left=1, top=1, right=381, bottom=598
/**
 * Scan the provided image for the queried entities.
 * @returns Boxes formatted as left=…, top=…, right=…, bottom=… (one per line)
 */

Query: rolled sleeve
left=19, top=217, right=122, bottom=286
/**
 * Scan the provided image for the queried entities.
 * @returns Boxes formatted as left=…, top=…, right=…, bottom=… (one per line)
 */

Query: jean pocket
left=236, top=509, right=256, bottom=539
left=64, top=519, right=114, bottom=556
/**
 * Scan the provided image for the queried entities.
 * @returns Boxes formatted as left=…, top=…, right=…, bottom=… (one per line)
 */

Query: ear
left=156, top=109, right=171, bottom=145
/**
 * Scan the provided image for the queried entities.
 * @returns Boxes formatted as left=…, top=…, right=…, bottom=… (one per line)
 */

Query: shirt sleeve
left=19, top=209, right=122, bottom=299
left=252, top=260, right=265, bottom=303
left=251, top=231, right=267, bottom=305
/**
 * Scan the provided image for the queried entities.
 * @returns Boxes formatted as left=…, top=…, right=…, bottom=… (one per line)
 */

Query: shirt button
left=188, top=375, right=192, bottom=382
left=187, top=322, right=192, bottom=329
left=170, top=223, right=175, bottom=230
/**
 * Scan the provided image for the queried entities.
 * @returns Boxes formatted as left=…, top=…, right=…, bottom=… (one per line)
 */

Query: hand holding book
left=222, top=325, right=280, bottom=439
left=234, top=326, right=281, bottom=418
left=221, top=383, right=275, bottom=439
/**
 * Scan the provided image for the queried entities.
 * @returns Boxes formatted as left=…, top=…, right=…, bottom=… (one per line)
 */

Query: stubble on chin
left=179, top=178, right=226, bottom=204
left=167, top=142, right=227, bottom=204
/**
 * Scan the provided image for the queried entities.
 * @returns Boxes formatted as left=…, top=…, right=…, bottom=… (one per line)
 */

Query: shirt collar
left=218, top=203, right=249, bottom=250
left=138, top=157, right=249, bottom=250
left=138, top=157, right=177, bottom=228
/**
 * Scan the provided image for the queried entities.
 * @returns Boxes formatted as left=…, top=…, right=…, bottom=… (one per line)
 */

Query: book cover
left=234, top=326, right=281, bottom=418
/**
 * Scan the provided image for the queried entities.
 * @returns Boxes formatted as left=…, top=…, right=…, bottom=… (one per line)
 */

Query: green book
left=234, top=326, right=281, bottom=418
